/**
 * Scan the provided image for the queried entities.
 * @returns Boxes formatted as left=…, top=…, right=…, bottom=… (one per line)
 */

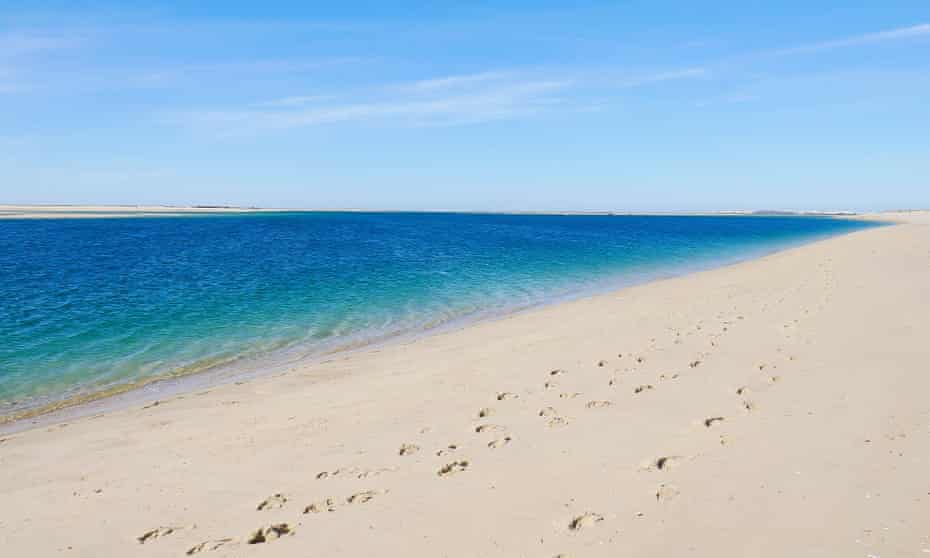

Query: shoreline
left=2, top=213, right=929, bottom=556
left=0, top=219, right=884, bottom=434
left=0, top=204, right=875, bottom=219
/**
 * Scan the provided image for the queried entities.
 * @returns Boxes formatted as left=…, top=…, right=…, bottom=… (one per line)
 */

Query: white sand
left=0, top=205, right=272, bottom=219
left=1, top=213, right=928, bottom=556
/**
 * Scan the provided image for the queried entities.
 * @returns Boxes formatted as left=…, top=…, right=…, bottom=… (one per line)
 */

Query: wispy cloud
left=143, top=21, right=930, bottom=135
left=694, top=93, right=759, bottom=108
left=128, top=57, right=362, bottom=88
left=613, top=67, right=708, bottom=88
left=397, top=71, right=513, bottom=92
left=769, top=23, right=930, bottom=56
left=178, top=78, right=571, bottom=132
left=258, top=95, right=334, bottom=107
left=175, top=63, right=717, bottom=134
left=0, top=31, right=79, bottom=92
left=0, top=31, right=80, bottom=57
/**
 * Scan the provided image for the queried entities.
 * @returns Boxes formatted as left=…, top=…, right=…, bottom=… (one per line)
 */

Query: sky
left=1, top=1, right=928, bottom=211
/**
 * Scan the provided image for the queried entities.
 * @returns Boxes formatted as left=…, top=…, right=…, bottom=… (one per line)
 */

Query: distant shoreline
left=0, top=204, right=877, bottom=219
left=0, top=205, right=275, bottom=219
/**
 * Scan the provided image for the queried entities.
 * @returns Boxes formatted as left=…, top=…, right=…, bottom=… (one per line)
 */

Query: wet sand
left=1, top=212, right=928, bottom=556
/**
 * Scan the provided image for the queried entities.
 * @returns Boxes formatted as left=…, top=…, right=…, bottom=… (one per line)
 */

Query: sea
left=0, top=212, right=877, bottom=419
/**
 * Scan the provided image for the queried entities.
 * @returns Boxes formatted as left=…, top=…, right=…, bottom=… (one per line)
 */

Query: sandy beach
left=0, top=205, right=274, bottom=219
left=1, top=213, right=928, bottom=557
left=0, top=205, right=858, bottom=219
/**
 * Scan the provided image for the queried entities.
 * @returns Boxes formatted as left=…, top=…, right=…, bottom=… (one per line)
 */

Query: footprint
left=347, top=489, right=386, bottom=504
left=689, top=360, right=701, bottom=368
left=641, top=456, right=684, bottom=472
left=398, top=443, right=420, bottom=456
left=633, top=384, right=654, bottom=394
left=138, top=526, right=178, bottom=544
left=437, top=460, right=469, bottom=477
left=186, top=539, right=234, bottom=555
left=256, top=493, right=287, bottom=511
left=247, top=524, right=293, bottom=544
left=703, top=416, right=725, bottom=428
left=544, top=381, right=559, bottom=390
left=560, top=392, right=581, bottom=399
left=585, top=400, right=611, bottom=409
left=597, top=360, right=608, bottom=367
left=355, top=468, right=396, bottom=478
left=742, top=400, right=756, bottom=412
left=477, top=407, right=494, bottom=418
left=655, top=483, right=680, bottom=502
left=435, top=444, right=458, bottom=456
left=568, top=512, right=604, bottom=531
left=475, top=424, right=506, bottom=433
left=538, top=406, right=559, bottom=418
left=488, top=436, right=512, bottom=449
left=655, top=456, right=682, bottom=471
left=497, top=392, right=519, bottom=401
left=550, top=369, right=567, bottom=376
left=303, top=498, right=338, bottom=514
left=547, top=416, right=569, bottom=428
left=317, top=467, right=395, bottom=480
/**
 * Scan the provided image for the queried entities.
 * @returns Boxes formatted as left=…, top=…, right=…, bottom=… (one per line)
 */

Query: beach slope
left=1, top=215, right=928, bottom=557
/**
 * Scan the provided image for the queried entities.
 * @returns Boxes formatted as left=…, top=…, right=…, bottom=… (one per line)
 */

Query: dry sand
left=1, top=213, right=929, bottom=557
left=0, top=205, right=271, bottom=219
left=0, top=205, right=868, bottom=219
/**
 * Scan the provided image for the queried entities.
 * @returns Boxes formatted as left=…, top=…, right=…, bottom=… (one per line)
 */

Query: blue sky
left=1, top=1, right=928, bottom=211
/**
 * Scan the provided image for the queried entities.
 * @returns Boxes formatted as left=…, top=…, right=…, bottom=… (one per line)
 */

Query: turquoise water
left=0, top=213, right=875, bottom=415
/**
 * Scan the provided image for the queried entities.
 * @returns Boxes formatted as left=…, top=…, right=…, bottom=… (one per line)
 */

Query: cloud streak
left=0, top=31, right=80, bottom=57
left=177, top=63, right=715, bottom=134
left=130, top=21, right=930, bottom=135
left=183, top=79, right=571, bottom=132
left=258, top=95, right=335, bottom=107
left=769, top=23, right=930, bottom=56
left=128, top=57, right=363, bottom=88
left=613, top=67, right=708, bottom=88
left=398, top=71, right=513, bottom=92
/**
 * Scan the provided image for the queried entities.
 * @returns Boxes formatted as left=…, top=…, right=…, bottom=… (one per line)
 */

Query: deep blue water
left=0, top=213, right=875, bottom=414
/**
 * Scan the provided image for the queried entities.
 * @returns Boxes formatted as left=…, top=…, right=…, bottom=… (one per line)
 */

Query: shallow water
left=0, top=212, right=875, bottom=415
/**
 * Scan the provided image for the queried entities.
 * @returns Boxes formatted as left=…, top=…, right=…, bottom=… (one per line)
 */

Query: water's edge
left=0, top=219, right=886, bottom=435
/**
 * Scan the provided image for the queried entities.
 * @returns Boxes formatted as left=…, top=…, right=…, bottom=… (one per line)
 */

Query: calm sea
left=0, top=213, right=875, bottom=416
